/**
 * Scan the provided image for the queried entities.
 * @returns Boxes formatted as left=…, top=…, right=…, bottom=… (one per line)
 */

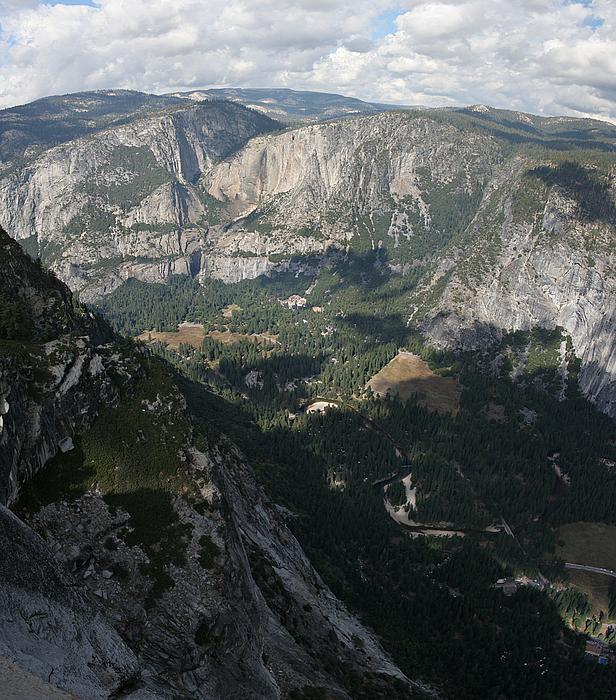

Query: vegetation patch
left=222, top=304, right=242, bottom=319
left=565, top=570, right=614, bottom=621
left=0, top=297, right=35, bottom=340
left=386, top=479, right=407, bottom=507
left=206, top=330, right=278, bottom=346
left=197, top=534, right=219, bottom=569
left=525, top=327, right=563, bottom=375
left=63, top=204, right=116, bottom=239
left=16, top=444, right=92, bottom=513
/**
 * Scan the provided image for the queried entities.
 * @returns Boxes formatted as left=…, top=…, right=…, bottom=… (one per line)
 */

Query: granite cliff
left=0, top=98, right=279, bottom=300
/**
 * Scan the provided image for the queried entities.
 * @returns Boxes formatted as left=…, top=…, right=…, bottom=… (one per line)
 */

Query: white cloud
left=0, top=0, right=614, bottom=122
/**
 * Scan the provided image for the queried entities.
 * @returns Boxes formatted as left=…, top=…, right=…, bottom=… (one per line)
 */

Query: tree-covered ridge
left=0, top=91, right=281, bottom=173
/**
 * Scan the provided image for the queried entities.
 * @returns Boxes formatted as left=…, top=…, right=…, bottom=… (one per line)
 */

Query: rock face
left=198, top=111, right=499, bottom=283
left=0, top=227, right=152, bottom=696
left=0, top=225, right=420, bottom=698
left=0, top=228, right=117, bottom=504
left=0, top=105, right=501, bottom=298
left=0, top=100, right=279, bottom=299
left=0, top=505, right=147, bottom=700
left=211, top=442, right=412, bottom=696
left=416, top=161, right=616, bottom=418
left=203, top=112, right=499, bottom=276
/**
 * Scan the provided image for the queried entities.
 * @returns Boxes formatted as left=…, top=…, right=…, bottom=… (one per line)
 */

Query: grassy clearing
left=367, top=351, right=461, bottom=415
left=137, top=322, right=206, bottom=350
left=557, top=522, right=616, bottom=570
left=556, top=522, right=616, bottom=620
left=137, top=323, right=278, bottom=350
left=206, top=330, right=279, bottom=346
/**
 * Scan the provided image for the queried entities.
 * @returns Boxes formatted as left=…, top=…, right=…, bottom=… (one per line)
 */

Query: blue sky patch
left=373, top=9, right=402, bottom=39
left=46, top=1, right=97, bottom=6
left=583, top=15, right=604, bottom=30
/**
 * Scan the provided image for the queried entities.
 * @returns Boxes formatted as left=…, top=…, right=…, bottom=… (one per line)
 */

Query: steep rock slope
left=416, top=160, right=616, bottom=417
left=0, top=504, right=148, bottom=699
left=0, top=101, right=279, bottom=299
left=201, top=111, right=501, bottom=280
left=0, top=227, right=421, bottom=698
left=0, top=226, right=161, bottom=697
left=0, top=228, right=114, bottom=504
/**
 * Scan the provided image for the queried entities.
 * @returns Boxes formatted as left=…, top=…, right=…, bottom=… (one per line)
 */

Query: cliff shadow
left=529, top=161, right=616, bottom=226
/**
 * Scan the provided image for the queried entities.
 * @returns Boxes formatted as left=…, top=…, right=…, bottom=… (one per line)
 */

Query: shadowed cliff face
left=0, top=226, right=118, bottom=505
left=529, top=162, right=616, bottom=226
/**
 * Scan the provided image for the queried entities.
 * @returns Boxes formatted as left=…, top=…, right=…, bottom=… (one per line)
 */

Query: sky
left=0, top=0, right=615, bottom=122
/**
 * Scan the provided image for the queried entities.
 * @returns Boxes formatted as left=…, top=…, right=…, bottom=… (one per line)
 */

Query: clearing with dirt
left=558, top=522, right=616, bottom=571
left=557, top=522, right=616, bottom=619
left=137, top=324, right=278, bottom=351
left=137, top=322, right=205, bottom=350
left=367, top=351, right=461, bottom=415
left=222, top=304, right=242, bottom=318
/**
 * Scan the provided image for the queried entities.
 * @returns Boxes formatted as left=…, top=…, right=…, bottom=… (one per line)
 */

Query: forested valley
left=92, top=256, right=616, bottom=699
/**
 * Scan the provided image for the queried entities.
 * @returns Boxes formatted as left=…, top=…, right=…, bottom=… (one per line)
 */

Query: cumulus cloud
left=0, top=0, right=614, bottom=121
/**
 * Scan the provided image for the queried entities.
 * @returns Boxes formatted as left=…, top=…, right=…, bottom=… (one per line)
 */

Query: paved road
left=372, top=466, right=412, bottom=489
left=565, top=562, right=616, bottom=578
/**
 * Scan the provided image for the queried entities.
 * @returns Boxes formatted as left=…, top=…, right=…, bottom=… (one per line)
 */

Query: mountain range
left=2, top=87, right=616, bottom=700
left=1, top=89, right=615, bottom=417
